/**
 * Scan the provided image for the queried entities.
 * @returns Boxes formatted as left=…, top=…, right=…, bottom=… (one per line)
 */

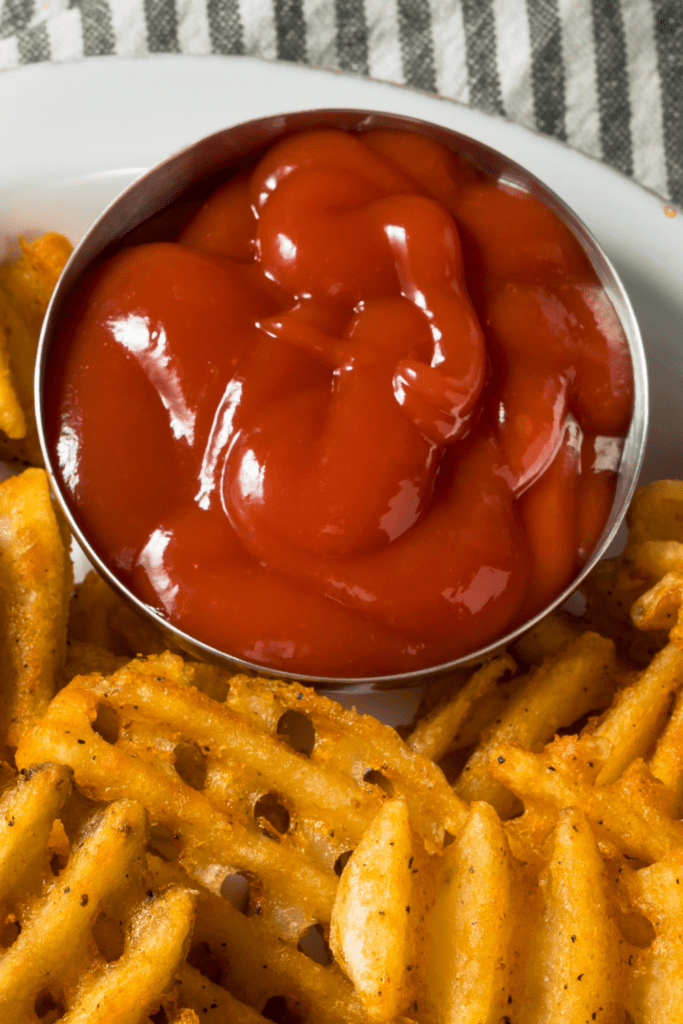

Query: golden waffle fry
left=627, top=850, right=683, bottom=1022
left=58, top=885, right=197, bottom=1024
left=20, top=677, right=337, bottom=928
left=0, top=760, right=327, bottom=1024
left=425, top=801, right=513, bottom=1024
left=649, top=689, right=683, bottom=816
left=407, top=655, right=515, bottom=763
left=177, top=964, right=271, bottom=1024
left=329, top=797, right=412, bottom=1021
left=0, top=234, right=71, bottom=464
left=223, top=672, right=468, bottom=848
left=16, top=653, right=465, bottom=947
left=580, top=481, right=683, bottom=667
left=631, top=570, right=683, bottom=647
left=491, top=735, right=683, bottom=864
left=0, top=767, right=198, bottom=1024
left=0, top=467, right=72, bottom=752
left=0, top=235, right=72, bottom=333
left=148, top=852, right=369, bottom=1024
left=520, top=807, right=620, bottom=1023
left=590, top=639, right=683, bottom=785
left=0, top=761, right=72, bottom=913
left=0, top=323, right=25, bottom=440
left=626, top=479, right=683, bottom=548
left=454, top=632, right=617, bottom=816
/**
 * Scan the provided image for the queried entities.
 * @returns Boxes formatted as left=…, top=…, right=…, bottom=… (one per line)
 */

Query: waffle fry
left=407, top=655, right=515, bottom=762
left=649, top=689, right=683, bottom=816
left=0, top=323, right=25, bottom=441
left=0, top=467, right=72, bottom=753
left=330, top=797, right=412, bottom=1021
left=631, top=569, right=683, bottom=647
left=591, top=638, right=683, bottom=785
left=0, top=764, right=199, bottom=1024
left=58, top=884, right=197, bottom=1024
left=0, top=761, right=72, bottom=911
left=176, top=965, right=271, bottom=1024
left=425, top=801, right=514, bottom=1024
left=627, top=850, right=683, bottom=1020
left=452, top=631, right=617, bottom=816
left=15, top=650, right=471, bottom=1021
left=523, top=807, right=620, bottom=1023
left=11, top=535, right=683, bottom=1022
left=1, top=757, right=360, bottom=1024
left=580, top=480, right=683, bottom=667
left=16, top=654, right=466, bottom=946
left=0, top=233, right=71, bottom=464
left=149, top=853, right=367, bottom=1024
left=491, top=736, right=683, bottom=864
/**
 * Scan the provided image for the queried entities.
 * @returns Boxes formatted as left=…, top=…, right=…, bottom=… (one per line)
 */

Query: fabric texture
left=0, top=0, right=681, bottom=206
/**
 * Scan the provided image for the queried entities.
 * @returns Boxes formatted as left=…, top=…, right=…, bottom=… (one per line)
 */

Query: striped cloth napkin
left=0, top=0, right=681, bottom=207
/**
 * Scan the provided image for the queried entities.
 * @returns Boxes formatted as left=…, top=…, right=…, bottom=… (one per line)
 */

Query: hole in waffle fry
left=148, top=1009, right=168, bottom=1024
left=439, top=745, right=477, bottom=783
left=276, top=710, right=315, bottom=756
left=363, top=768, right=394, bottom=795
left=220, top=871, right=250, bottom=913
left=333, top=850, right=353, bottom=876
left=616, top=911, right=657, bottom=947
left=555, top=709, right=603, bottom=738
left=147, top=823, right=179, bottom=862
left=92, top=911, right=126, bottom=962
left=173, top=740, right=207, bottom=790
left=297, top=923, right=333, bottom=966
left=261, top=995, right=307, bottom=1024
left=34, top=990, right=64, bottom=1022
left=254, top=793, right=291, bottom=835
left=443, top=830, right=456, bottom=848
left=91, top=702, right=120, bottom=744
left=49, top=852, right=65, bottom=876
left=0, top=917, right=20, bottom=947
left=186, top=940, right=226, bottom=986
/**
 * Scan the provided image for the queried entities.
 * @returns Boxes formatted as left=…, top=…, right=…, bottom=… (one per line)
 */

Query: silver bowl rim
left=35, top=107, right=649, bottom=693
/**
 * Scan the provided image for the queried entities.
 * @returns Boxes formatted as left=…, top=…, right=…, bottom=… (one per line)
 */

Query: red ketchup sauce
left=48, top=128, right=634, bottom=677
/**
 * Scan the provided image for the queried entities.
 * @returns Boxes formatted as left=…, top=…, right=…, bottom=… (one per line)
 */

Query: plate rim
left=0, top=52, right=677, bottom=212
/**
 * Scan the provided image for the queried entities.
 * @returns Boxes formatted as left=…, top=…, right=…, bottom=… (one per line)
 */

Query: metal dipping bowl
left=36, top=109, right=649, bottom=693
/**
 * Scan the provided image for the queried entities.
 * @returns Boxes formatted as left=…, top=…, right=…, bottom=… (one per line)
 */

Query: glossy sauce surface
left=49, top=128, right=634, bottom=676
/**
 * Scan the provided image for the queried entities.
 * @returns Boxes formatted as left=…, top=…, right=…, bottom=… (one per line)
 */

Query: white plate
left=1, top=54, right=681, bottom=721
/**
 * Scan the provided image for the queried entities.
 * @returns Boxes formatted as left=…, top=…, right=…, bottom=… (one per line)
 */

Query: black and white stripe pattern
left=527, top=0, right=566, bottom=141
left=0, top=0, right=681, bottom=205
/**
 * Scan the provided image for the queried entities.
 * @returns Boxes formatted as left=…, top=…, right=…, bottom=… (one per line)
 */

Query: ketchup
left=48, top=128, right=633, bottom=677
